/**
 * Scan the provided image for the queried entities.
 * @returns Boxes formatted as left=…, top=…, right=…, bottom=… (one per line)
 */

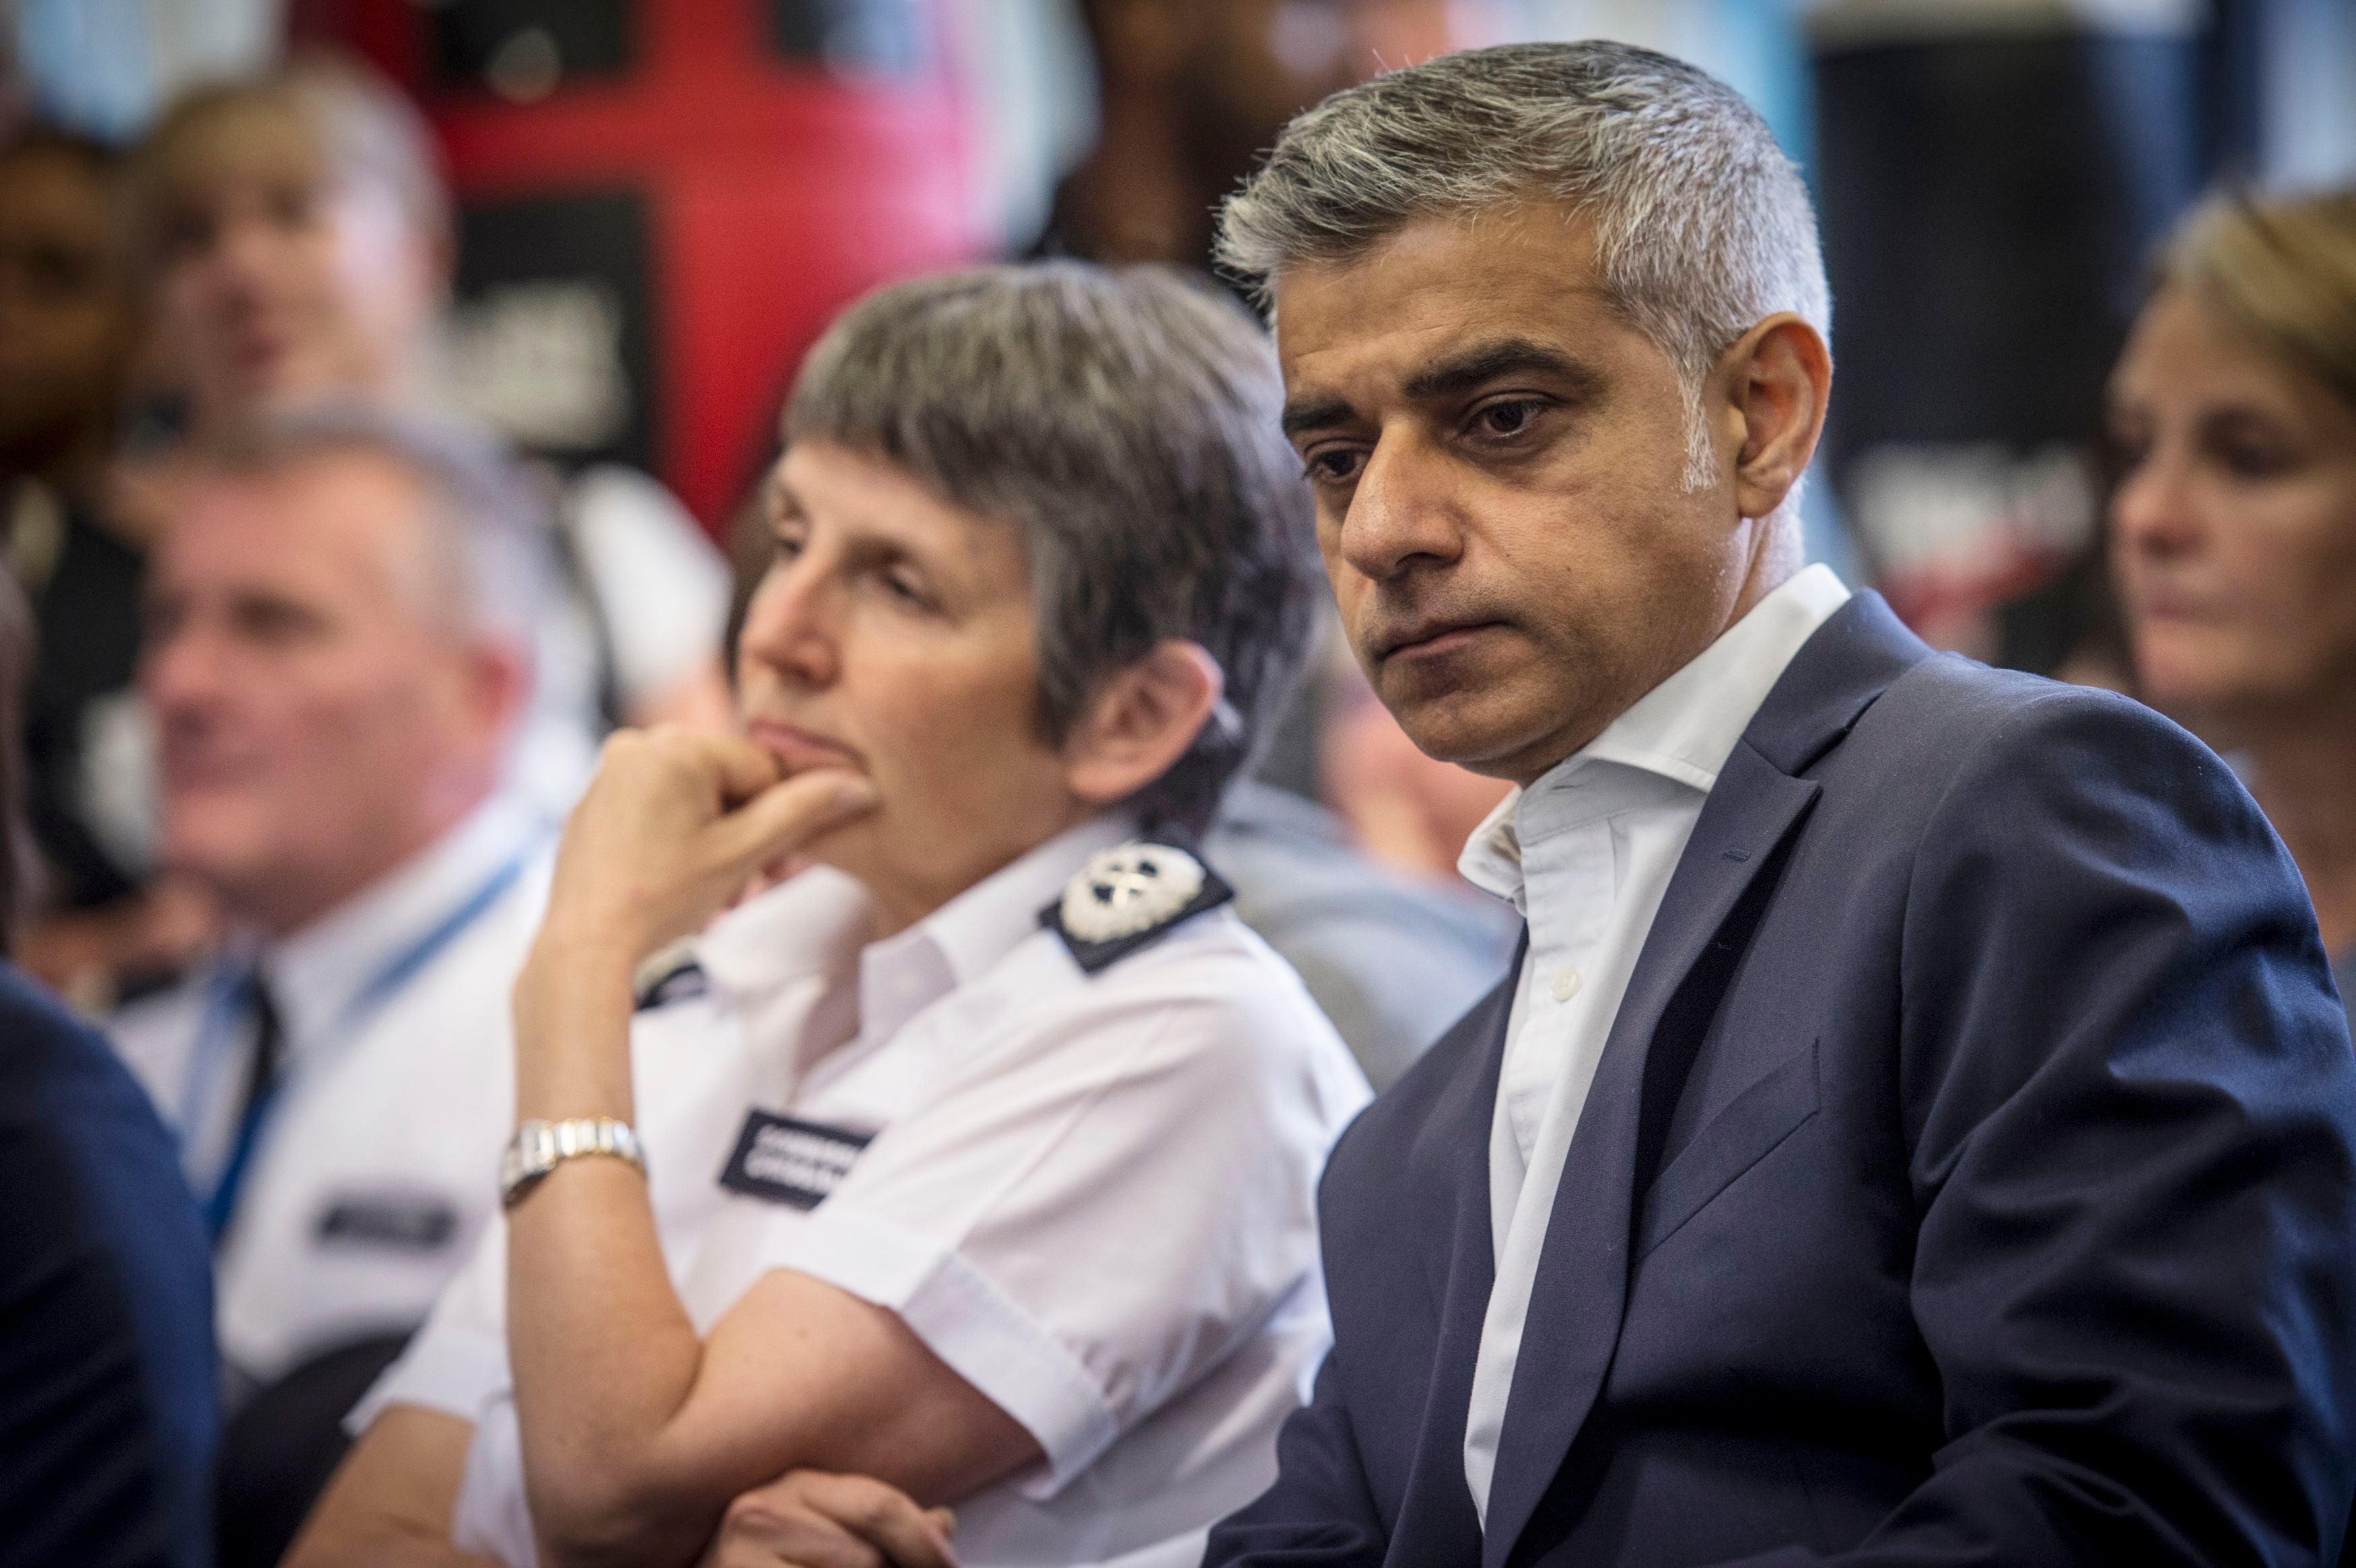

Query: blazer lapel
left=1478, top=591, right=1932, bottom=1568
left=1414, top=937, right=1523, bottom=1314
left=1480, top=752, right=1820, bottom=1568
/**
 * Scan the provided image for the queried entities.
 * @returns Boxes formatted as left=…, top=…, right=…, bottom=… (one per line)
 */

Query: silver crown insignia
left=1060, top=841, right=1207, bottom=943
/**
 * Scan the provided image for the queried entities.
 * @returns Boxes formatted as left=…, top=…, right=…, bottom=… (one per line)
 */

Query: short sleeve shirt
left=358, top=815, right=1371, bottom=1567
left=109, top=797, right=553, bottom=1384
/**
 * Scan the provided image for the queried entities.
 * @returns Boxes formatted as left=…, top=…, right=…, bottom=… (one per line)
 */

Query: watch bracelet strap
left=504, top=1116, right=646, bottom=1208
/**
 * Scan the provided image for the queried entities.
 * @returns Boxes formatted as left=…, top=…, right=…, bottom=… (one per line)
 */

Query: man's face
left=1275, top=205, right=1747, bottom=785
left=142, top=454, right=508, bottom=930
left=0, top=147, right=134, bottom=465
left=150, top=112, right=437, bottom=425
left=735, top=441, right=1084, bottom=925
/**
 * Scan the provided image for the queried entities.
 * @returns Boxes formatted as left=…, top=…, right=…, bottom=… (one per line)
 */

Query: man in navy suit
left=0, top=571, right=217, bottom=1563
left=1198, top=40, right=2356, bottom=1568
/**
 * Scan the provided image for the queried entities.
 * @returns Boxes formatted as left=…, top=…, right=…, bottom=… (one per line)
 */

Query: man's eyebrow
left=1280, top=396, right=1357, bottom=441
left=1404, top=338, right=1601, bottom=404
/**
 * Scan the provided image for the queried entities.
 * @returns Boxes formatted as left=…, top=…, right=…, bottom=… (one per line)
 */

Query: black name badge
left=719, top=1111, right=874, bottom=1211
left=316, top=1195, right=460, bottom=1251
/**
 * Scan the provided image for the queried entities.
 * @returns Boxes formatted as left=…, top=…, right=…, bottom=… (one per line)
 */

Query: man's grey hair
left=189, top=404, right=551, bottom=655
left=786, top=262, right=1320, bottom=837
left=1217, top=40, right=1832, bottom=492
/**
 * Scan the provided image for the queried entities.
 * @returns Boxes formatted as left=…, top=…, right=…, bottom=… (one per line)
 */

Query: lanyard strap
left=194, top=842, right=539, bottom=1237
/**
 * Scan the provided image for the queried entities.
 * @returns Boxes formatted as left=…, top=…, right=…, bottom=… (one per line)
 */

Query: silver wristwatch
left=501, top=1116, right=647, bottom=1209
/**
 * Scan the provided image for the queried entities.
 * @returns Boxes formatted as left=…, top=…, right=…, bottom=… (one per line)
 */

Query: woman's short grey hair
left=786, top=262, right=1320, bottom=837
left=190, top=405, right=551, bottom=655
left=1217, top=40, right=1832, bottom=491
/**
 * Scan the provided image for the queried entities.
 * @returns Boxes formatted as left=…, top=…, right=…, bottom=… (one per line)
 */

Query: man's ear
left=460, top=637, right=533, bottom=747
left=1721, top=313, right=1831, bottom=521
left=1063, top=640, right=1223, bottom=810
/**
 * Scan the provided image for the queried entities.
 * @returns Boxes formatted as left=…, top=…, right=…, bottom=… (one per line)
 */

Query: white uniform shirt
left=516, top=464, right=735, bottom=816
left=110, top=794, right=553, bottom=1384
left=1457, top=565, right=1850, bottom=1523
left=357, top=814, right=1371, bottom=1568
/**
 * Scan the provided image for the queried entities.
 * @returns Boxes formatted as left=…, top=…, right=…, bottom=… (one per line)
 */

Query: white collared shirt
left=1458, top=565, right=1850, bottom=1524
left=110, top=793, right=555, bottom=1383
left=357, top=814, right=1370, bottom=1568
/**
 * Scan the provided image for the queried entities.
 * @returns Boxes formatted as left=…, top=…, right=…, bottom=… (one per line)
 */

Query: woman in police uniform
left=289, top=263, right=1371, bottom=1568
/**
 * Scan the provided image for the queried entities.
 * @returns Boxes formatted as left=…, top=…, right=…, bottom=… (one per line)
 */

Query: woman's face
left=149, top=110, right=438, bottom=427
left=734, top=441, right=1094, bottom=930
left=2108, top=285, right=2356, bottom=734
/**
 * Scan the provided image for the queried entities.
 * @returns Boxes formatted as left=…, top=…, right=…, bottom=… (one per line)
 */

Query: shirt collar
left=856, top=812, right=1138, bottom=1047
left=261, top=791, right=549, bottom=1053
left=1458, top=563, right=1851, bottom=908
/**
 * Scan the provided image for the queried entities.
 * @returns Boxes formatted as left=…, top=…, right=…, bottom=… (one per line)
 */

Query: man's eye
left=1302, top=449, right=1364, bottom=487
left=883, top=570, right=932, bottom=610
left=1472, top=399, right=1545, bottom=439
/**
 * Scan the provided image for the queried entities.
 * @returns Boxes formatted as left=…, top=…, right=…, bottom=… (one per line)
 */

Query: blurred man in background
left=0, top=562, right=219, bottom=1568
left=108, top=411, right=553, bottom=1567
left=1043, top=0, right=1519, bottom=1086
left=0, top=127, right=215, bottom=1007
left=133, top=55, right=733, bottom=816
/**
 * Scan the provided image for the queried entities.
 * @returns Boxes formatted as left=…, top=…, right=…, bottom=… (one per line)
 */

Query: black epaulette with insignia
left=633, top=938, right=710, bottom=1011
left=1039, top=839, right=1235, bottom=975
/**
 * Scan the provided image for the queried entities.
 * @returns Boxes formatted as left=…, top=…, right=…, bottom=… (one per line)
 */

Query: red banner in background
left=303, top=0, right=983, bottom=534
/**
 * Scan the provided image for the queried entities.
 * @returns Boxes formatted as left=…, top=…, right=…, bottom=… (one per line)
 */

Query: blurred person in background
left=132, top=53, right=734, bottom=818
left=293, top=263, right=1365, bottom=1568
left=0, top=563, right=219, bottom=1567
left=0, top=126, right=215, bottom=1007
left=2109, top=186, right=2356, bottom=1033
left=108, top=411, right=554, bottom=1567
left=1044, top=0, right=1471, bottom=270
left=1040, top=0, right=1518, bottom=1087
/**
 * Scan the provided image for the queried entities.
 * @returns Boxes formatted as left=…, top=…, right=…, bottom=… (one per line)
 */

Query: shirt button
left=1550, top=968, right=1583, bottom=1003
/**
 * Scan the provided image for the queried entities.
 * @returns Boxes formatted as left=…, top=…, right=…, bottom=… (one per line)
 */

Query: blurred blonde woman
left=2108, top=187, right=2356, bottom=1028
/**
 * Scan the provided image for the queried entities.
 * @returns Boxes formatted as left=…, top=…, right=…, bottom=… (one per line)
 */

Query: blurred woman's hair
left=0, top=568, right=35, bottom=954
left=786, top=262, right=1321, bottom=837
left=133, top=50, right=450, bottom=267
left=2155, top=186, right=2356, bottom=413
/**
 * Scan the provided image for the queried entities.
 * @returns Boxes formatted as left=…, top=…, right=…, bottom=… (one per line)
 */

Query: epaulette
left=1039, top=839, right=1235, bottom=975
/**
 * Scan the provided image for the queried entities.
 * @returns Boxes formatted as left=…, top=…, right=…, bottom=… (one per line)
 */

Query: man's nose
left=1337, top=434, right=1464, bottom=584
left=140, top=620, right=231, bottom=720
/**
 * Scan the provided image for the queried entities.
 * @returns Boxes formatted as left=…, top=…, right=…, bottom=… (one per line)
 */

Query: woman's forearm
left=500, top=736, right=878, bottom=1565
left=506, top=932, right=718, bottom=1566
left=284, top=1409, right=501, bottom=1568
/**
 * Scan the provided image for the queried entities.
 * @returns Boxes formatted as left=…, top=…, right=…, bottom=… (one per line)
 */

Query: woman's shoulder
left=992, top=908, right=1366, bottom=1103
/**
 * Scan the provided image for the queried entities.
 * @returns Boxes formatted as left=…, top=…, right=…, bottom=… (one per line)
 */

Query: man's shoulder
left=1821, top=654, right=2219, bottom=826
left=2, top=963, right=148, bottom=1115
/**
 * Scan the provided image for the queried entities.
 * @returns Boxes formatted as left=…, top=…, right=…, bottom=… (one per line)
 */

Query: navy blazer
left=0, top=962, right=218, bottom=1567
left=1207, top=594, right=2356, bottom=1567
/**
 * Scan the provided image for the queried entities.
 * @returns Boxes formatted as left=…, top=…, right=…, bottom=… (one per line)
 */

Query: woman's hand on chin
left=697, top=1470, right=957, bottom=1568
left=537, top=725, right=879, bottom=969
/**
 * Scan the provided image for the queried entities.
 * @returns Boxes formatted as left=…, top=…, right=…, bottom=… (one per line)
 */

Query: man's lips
left=744, top=719, right=864, bottom=774
left=1374, top=620, right=1509, bottom=663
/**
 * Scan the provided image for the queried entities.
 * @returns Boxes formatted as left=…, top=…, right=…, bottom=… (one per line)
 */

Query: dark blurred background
left=7, top=0, right=2346, bottom=663
left=4, top=0, right=2353, bottom=871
